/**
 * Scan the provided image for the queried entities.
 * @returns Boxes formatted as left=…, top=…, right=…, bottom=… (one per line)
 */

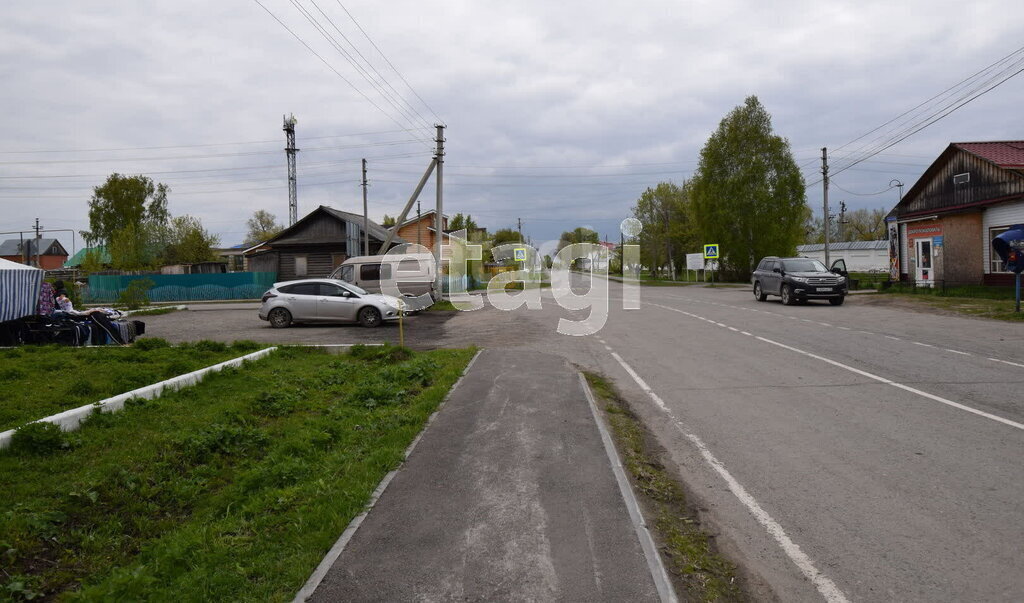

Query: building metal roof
left=797, top=240, right=887, bottom=252
left=0, top=238, right=67, bottom=257
left=955, top=141, right=1024, bottom=169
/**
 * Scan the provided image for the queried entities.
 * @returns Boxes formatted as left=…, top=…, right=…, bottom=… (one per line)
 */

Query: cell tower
left=283, top=114, right=299, bottom=226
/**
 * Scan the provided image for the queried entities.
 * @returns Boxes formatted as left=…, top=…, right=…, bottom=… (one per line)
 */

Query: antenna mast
left=283, top=114, right=299, bottom=226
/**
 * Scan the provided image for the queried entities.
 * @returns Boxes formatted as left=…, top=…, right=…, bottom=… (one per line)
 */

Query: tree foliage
left=381, top=214, right=397, bottom=227
left=83, top=174, right=171, bottom=270
left=557, top=227, right=599, bottom=250
left=631, top=182, right=697, bottom=278
left=162, top=215, right=220, bottom=264
left=448, top=213, right=479, bottom=232
left=491, top=228, right=521, bottom=246
left=690, top=96, right=808, bottom=280
left=245, top=210, right=283, bottom=245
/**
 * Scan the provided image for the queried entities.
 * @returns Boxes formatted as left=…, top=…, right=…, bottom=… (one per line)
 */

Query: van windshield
left=335, top=280, right=368, bottom=296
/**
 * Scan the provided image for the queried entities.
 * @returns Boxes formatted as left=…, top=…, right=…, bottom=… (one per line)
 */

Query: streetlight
left=889, top=179, right=904, bottom=202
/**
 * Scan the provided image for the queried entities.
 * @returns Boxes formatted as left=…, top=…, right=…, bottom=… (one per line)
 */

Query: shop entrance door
left=916, top=238, right=933, bottom=286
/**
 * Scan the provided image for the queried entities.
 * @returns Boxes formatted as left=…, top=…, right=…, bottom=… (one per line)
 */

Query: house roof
left=63, top=246, right=110, bottom=267
left=398, top=209, right=448, bottom=228
left=955, top=141, right=1024, bottom=169
left=0, top=238, right=68, bottom=258
left=797, top=240, right=887, bottom=252
left=261, top=205, right=404, bottom=249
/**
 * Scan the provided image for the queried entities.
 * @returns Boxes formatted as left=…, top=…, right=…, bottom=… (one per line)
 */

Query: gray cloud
left=1, top=0, right=1022, bottom=253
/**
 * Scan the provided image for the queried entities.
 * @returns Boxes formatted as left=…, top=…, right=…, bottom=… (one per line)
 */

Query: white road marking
left=989, top=357, right=1024, bottom=369
left=606, top=346, right=850, bottom=603
left=945, top=349, right=971, bottom=356
left=913, top=342, right=935, bottom=348
left=740, top=331, right=753, bottom=337
left=885, top=335, right=901, bottom=340
left=755, top=336, right=1024, bottom=431
left=647, top=301, right=1024, bottom=431
left=819, top=322, right=832, bottom=327
left=836, top=326, right=851, bottom=331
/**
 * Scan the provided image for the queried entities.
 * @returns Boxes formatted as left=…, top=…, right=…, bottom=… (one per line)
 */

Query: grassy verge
left=1, top=344, right=475, bottom=601
left=0, top=340, right=266, bottom=432
left=888, top=294, right=1024, bottom=321
left=428, top=299, right=460, bottom=311
left=585, top=372, right=743, bottom=602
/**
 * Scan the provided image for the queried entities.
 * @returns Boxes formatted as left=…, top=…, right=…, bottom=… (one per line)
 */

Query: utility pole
left=517, top=217, right=523, bottom=242
left=416, top=198, right=421, bottom=247
left=283, top=114, right=299, bottom=226
left=838, top=201, right=847, bottom=242
left=822, top=147, right=830, bottom=266
left=434, top=125, right=445, bottom=293
left=361, top=158, right=369, bottom=255
left=33, top=218, right=42, bottom=268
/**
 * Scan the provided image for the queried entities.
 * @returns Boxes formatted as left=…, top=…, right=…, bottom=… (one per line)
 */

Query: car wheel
left=781, top=284, right=795, bottom=305
left=753, top=282, right=767, bottom=301
left=268, top=307, right=292, bottom=328
left=829, top=296, right=845, bottom=306
left=358, top=306, right=382, bottom=328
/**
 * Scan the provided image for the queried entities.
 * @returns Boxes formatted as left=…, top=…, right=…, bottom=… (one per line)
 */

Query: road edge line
left=578, top=372, right=678, bottom=603
left=292, top=349, right=484, bottom=603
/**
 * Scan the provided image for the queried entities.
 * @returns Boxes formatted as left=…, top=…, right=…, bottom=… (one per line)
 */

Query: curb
left=291, top=349, right=484, bottom=603
left=578, top=372, right=679, bottom=603
left=0, top=347, right=277, bottom=449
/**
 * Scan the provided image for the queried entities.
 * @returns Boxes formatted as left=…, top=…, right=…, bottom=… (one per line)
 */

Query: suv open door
left=830, top=258, right=848, bottom=277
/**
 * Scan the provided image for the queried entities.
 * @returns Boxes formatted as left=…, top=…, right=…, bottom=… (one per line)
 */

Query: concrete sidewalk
left=302, top=349, right=669, bottom=602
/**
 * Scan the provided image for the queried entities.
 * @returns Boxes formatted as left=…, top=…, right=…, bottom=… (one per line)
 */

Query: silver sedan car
left=258, top=278, right=404, bottom=328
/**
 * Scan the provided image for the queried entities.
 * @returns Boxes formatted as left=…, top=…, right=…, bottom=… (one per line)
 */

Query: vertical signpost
left=703, top=244, right=719, bottom=284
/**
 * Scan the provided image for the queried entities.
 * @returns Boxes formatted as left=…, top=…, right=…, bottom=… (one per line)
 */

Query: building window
left=990, top=227, right=1010, bottom=273
left=294, top=255, right=308, bottom=277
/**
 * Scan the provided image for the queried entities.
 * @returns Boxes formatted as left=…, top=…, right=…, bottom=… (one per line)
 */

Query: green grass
left=0, top=340, right=266, bottom=432
left=428, top=299, right=459, bottom=311
left=876, top=281, right=1024, bottom=321
left=0, top=344, right=475, bottom=601
left=585, top=372, right=743, bottom=602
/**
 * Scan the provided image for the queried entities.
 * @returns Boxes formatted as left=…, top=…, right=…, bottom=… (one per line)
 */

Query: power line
left=334, top=0, right=445, bottom=126
left=286, top=0, right=433, bottom=137
left=830, top=181, right=897, bottom=197
left=251, top=0, right=433, bottom=145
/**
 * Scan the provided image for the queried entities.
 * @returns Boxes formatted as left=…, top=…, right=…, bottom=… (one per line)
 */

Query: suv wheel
left=358, top=306, right=382, bottom=328
left=268, top=307, right=292, bottom=328
left=753, top=282, right=767, bottom=302
left=781, top=284, right=795, bottom=306
left=829, top=296, right=845, bottom=306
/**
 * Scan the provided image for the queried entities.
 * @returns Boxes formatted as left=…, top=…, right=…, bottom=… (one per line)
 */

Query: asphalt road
left=142, top=279, right=1024, bottom=601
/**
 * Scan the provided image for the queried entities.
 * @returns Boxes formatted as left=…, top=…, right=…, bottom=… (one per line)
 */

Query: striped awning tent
left=0, top=257, right=43, bottom=322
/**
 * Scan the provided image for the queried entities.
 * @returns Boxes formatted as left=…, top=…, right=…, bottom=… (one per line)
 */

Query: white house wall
left=798, top=248, right=889, bottom=272
left=981, top=199, right=1024, bottom=273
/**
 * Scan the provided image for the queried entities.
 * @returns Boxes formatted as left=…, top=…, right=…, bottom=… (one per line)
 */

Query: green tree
left=843, top=207, right=888, bottom=241
left=631, top=181, right=696, bottom=278
left=557, top=227, right=599, bottom=250
left=381, top=214, right=397, bottom=227
left=449, top=213, right=479, bottom=232
left=162, top=215, right=220, bottom=264
left=82, top=174, right=170, bottom=270
left=690, top=96, right=807, bottom=280
left=244, top=210, right=283, bottom=245
left=491, top=228, right=521, bottom=246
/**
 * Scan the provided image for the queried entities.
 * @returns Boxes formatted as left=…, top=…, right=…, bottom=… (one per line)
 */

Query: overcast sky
left=2, top=0, right=1022, bottom=257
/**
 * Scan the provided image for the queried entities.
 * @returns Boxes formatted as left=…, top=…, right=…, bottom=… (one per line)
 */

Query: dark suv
left=752, top=257, right=849, bottom=305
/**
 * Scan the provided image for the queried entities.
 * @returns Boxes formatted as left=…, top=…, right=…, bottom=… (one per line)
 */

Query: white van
left=329, top=253, right=436, bottom=300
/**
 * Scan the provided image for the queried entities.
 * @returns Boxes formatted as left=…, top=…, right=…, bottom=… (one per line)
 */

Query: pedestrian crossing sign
left=703, top=244, right=719, bottom=259
left=514, top=247, right=527, bottom=262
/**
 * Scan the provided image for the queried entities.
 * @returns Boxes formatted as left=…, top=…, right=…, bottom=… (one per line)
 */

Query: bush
left=117, top=279, right=155, bottom=310
left=133, top=337, right=170, bottom=351
left=10, top=422, right=73, bottom=455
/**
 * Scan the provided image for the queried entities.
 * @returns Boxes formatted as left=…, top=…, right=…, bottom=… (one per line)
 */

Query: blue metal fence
left=85, top=272, right=277, bottom=303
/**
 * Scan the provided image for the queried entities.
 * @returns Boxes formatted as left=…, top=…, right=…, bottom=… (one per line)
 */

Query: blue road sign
left=703, top=244, right=719, bottom=259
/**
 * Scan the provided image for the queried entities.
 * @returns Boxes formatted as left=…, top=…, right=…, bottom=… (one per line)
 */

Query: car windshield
left=334, top=280, right=368, bottom=296
left=782, top=259, right=828, bottom=272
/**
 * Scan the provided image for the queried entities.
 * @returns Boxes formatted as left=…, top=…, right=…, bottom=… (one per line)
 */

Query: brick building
left=888, top=141, right=1024, bottom=286
left=0, top=238, right=68, bottom=270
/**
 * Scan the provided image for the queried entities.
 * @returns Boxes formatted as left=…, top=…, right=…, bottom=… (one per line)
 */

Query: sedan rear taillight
left=261, top=291, right=277, bottom=303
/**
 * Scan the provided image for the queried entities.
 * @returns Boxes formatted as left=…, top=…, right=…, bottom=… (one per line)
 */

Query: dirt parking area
left=139, top=301, right=558, bottom=350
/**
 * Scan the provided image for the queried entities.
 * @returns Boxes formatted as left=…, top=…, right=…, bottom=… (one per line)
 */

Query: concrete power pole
left=517, top=217, right=523, bottom=242
left=283, top=114, right=299, bottom=226
left=33, top=218, right=42, bottom=267
left=822, top=147, right=830, bottom=267
left=434, top=125, right=445, bottom=293
left=361, top=158, right=369, bottom=255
